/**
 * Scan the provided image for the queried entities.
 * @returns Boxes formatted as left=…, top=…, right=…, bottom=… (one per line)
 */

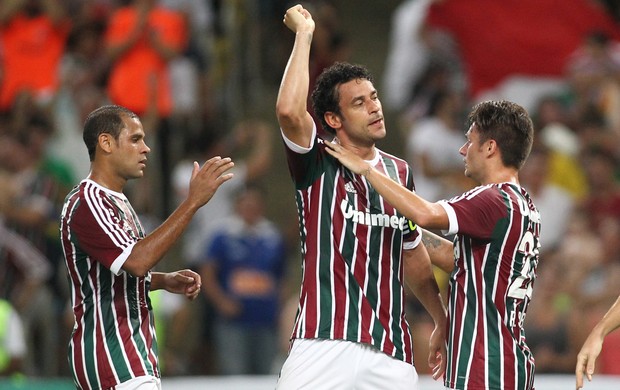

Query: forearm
left=276, top=31, right=313, bottom=130
left=124, top=200, right=198, bottom=276
left=364, top=168, right=448, bottom=229
left=404, top=247, right=447, bottom=325
left=595, top=295, right=620, bottom=337
left=150, top=272, right=166, bottom=291
left=409, top=273, right=447, bottom=325
left=421, top=229, right=454, bottom=274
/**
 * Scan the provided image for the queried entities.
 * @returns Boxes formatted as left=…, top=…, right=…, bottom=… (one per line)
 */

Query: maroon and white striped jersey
left=282, top=128, right=421, bottom=364
left=438, top=183, right=541, bottom=390
left=60, top=180, right=158, bottom=390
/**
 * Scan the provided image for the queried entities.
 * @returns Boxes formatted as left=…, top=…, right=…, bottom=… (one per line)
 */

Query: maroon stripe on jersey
left=331, top=182, right=347, bottom=340
left=302, top=185, right=320, bottom=337
left=112, top=274, right=148, bottom=377
left=494, top=187, right=520, bottom=314
left=499, top=187, right=525, bottom=389
left=141, top=284, right=158, bottom=373
left=352, top=183, right=372, bottom=342
left=72, top=321, right=88, bottom=386
left=379, top=226, right=395, bottom=356
left=380, top=157, right=413, bottom=360
left=93, top=299, right=116, bottom=385
left=61, top=191, right=90, bottom=386
left=449, top=241, right=467, bottom=386
left=467, top=243, right=487, bottom=389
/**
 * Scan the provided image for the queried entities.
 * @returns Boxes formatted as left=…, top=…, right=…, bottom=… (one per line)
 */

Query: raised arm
left=275, top=4, right=316, bottom=148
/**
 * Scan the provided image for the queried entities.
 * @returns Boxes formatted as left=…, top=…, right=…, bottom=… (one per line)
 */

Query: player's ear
left=486, top=139, right=498, bottom=156
left=324, top=112, right=342, bottom=130
left=98, top=133, right=114, bottom=154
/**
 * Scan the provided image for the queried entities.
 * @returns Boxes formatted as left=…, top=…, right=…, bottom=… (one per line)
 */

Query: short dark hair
left=311, top=62, right=374, bottom=135
left=467, top=100, right=534, bottom=169
left=83, top=105, right=138, bottom=161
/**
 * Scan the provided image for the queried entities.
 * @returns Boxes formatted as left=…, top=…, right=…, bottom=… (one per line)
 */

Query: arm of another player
left=576, top=295, right=620, bottom=389
left=325, top=141, right=449, bottom=230
left=403, top=244, right=447, bottom=381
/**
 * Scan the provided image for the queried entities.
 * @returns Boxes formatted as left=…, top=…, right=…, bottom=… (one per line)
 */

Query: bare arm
left=422, top=229, right=455, bottom=274
left=325, top=141, right=449, bottom=229
left=275, top=4, right=316, bottom=148
left=122, top=157, right=233, bottom=277
left=576, top=295, right=620, bottom=389
left=403, top=244, right=447, bottom=380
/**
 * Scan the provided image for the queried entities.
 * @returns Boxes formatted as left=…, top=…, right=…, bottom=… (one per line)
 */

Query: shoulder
left=377, top=148, right=408, bottom=166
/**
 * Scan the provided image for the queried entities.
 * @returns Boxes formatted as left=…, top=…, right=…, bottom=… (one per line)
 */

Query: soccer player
left=275, top=4, right=447, bottom=389
left=59, top=105, right=233, bottom=389
left=326, top=100, right=541, bottom=390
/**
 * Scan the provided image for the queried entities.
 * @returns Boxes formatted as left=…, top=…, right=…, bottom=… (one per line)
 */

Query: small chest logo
left=344, top=181, right=357, bottom=194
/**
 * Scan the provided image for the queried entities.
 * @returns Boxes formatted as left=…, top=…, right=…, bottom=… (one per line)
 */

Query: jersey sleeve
left=281, top=122, right=329, bottom=189
left=71, top=195, right=137, bottom=276
left=439, top=186, right=508, bottom=239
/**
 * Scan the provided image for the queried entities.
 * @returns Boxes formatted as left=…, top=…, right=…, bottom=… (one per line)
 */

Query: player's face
left=460, top=124, right=484, bottom=182
left=112, top=116, right=150, bottom=180
left=336, top=79, right=386, bottom=146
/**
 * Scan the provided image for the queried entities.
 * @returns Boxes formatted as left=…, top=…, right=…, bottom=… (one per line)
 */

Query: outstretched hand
left=283, top=4, right=315, bottom=34
left=187, top=156, right=234, bottom=208
left=324, top=140, right=372, bottom=176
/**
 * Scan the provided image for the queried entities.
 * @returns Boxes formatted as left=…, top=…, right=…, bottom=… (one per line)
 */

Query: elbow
left=275, top=99, right=304, bottom=127
left=122, top=259, right=150, bottom=278
left=275, top=102, right=294, bottom=124
left=412, top=205, right=446, bottom=230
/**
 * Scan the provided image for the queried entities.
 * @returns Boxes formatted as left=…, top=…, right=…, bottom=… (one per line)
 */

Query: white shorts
left=276, top=338, right=419, bottom=390
left=116, top=375, right=162, bottom=390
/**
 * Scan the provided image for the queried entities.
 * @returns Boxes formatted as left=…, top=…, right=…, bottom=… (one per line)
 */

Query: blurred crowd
left=1, top=0, right=620, bottom=381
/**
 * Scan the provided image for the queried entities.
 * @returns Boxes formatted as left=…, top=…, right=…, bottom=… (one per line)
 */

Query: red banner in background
left=427, top=0, right=620, bottom=96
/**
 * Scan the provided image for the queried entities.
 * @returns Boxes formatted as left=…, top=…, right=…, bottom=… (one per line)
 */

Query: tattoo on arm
left=422, top=231, right=445, bottom=250
left=421, top=229, right=455, bottom=274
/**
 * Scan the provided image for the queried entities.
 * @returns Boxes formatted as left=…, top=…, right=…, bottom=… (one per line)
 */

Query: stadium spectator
left=200, top=185, right=286, bottom=375
left=0, top=0, right=70, bottom=112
